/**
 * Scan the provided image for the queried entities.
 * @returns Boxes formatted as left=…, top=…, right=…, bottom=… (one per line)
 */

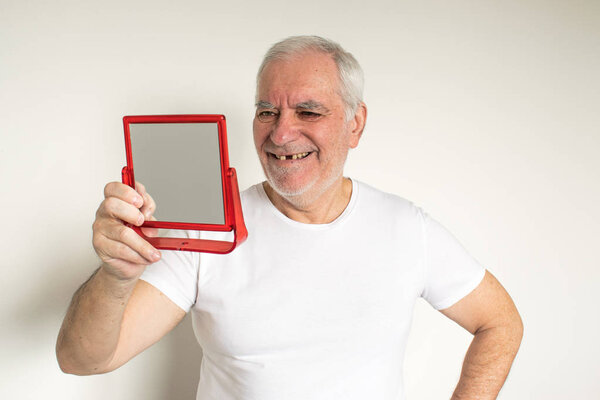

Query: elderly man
left=57, top=36, right=523, bottom=399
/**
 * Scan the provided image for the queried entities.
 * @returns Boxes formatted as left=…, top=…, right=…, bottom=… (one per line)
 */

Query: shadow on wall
left=13, top=248, right=203, bottom=400
left=161, top=314, right=203, bottom=399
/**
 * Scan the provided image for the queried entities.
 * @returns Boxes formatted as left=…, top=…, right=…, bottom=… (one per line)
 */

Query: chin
left=267, top=175, right=315, bottom=198
left=266, top=170, right=345, bottom=207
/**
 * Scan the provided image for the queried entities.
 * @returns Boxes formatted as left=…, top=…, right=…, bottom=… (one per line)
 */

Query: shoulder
left=240, top=183, right=262, bottom=204
left=238, top=182, right=274, bottom=222
left=353, top=179, right=422, bottom=219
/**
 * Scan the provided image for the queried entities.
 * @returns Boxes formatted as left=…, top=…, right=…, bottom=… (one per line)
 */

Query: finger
left=102, top=223, right=161, bottom=263
left=135, top=180, right=146, bottom=194
left=97, top=196, right=145, bottom=226
left=104, top=181, right=144, bottom=208
left=134, top=181, right=156, bottom=220
left=134, top=181, right=149, bottom=207
left=140, top=226, right=160, bottom=237
left=94, top=232, right=154, bottom=266
left=140, top=215, right=158, bottom=237
left=140, top=215, right=159, bottom=237
left=135, top=183, right=158, bottom=235
left=140, top=191, right=156, bottom=220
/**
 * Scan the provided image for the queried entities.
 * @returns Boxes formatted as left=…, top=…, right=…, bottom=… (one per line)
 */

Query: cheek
left=252, top=121, right=266, bottom=152
left=324, top=122, right=354, bottom=152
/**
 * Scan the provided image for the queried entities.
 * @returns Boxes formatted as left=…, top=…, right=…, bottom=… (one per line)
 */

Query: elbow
left=514, top=310, right=524, bottom=345
left=56, top=354, right=112, bottom=376
left=57, top=360, right=85, bottom=376
left=56, top=350, right=86, bottom=375
left=56, top=345, right=89, bottom=376
left=55, top=340, right=113, bottom=376
left=56, top=335, right=76, bottom=374
left=501, top=307, right=524, bottom=355
left=508, top=299, right=524, bottom=341
left=477, top=307, right=524, bottom=353
left=502, top=294, right=524, bottom=348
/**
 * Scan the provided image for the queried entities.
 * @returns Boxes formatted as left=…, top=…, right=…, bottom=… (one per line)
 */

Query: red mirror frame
left=122, top=114, right=247, bottom=254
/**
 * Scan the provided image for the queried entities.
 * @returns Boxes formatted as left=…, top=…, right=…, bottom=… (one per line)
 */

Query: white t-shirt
left=141, top=179, right=485, bottom=400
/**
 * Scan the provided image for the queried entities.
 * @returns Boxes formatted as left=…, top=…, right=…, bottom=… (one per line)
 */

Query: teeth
left=274, top=152, right=309, bottom=160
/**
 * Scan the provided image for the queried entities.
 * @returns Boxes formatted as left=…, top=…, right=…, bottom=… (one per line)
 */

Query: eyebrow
left=296, top=100, right=328, bottom=112
left=255, top=100, right=276, bottom=109
left=255, top=100, right=330, bottom=112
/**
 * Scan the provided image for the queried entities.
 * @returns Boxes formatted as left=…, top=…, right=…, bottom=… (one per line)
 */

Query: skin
left=56, top=182, right=185, bottom=374
left=442, top=271, right=523, bottom=399
left=57, top=49, right=522, bottom=400
left=253, top=51, right=366, bottom=223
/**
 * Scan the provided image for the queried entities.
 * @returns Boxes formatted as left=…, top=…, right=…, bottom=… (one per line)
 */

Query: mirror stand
left=122, top=166, right=247, bottom=254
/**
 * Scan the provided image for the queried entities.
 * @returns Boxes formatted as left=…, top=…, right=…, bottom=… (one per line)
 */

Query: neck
left=263, top=177, right=353, bottom=224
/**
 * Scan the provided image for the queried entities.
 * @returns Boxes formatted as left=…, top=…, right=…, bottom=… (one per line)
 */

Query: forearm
left=451, top=322, right=523, bottom=399
left=56, top=265, right=137, bottom=375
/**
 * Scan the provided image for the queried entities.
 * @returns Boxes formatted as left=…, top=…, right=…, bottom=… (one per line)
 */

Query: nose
left=269, top=111, right=299, bottom=147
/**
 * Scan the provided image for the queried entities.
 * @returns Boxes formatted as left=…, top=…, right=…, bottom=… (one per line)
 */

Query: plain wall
left=1, top=0, right=598, bottom=398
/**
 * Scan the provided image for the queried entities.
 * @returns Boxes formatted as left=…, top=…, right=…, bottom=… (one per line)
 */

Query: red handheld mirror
left=122, top=114, right=247, bottom=254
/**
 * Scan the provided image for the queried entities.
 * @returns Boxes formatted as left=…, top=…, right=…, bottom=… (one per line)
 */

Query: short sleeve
left=139, top=230, right=200, bottom=312
left=419, top=210, right=486, bottom=310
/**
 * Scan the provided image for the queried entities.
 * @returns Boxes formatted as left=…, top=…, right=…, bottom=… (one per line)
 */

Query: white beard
left=263, top=154, right=348, bottom=209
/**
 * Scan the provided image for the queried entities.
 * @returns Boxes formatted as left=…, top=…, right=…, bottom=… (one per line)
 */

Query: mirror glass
left=129, top=122, right=225, bottom=225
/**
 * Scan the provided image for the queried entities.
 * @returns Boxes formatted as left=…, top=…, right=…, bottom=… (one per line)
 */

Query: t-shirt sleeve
left=419, top=209, right=486, bottom=310
left=139, top=230, right=200, bottom=313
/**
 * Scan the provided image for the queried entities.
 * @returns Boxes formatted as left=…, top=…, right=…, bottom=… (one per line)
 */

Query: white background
left=1, top=0, right=598, bottom=399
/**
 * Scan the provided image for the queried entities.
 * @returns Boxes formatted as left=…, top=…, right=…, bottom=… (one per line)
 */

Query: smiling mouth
left=269, top=152, right=311, bottom=160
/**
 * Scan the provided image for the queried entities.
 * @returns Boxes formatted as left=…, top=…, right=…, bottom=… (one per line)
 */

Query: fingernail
left=133, top=196, right=143, bottom=207
left=137, top=214, right=144, bottom=225
left=151, top=250, right=161, bottom=261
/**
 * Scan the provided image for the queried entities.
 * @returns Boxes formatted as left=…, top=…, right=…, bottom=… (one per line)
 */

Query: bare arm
left=440, top=271, right=523, bottom=399
left=56, top=182, right=185, bottom=375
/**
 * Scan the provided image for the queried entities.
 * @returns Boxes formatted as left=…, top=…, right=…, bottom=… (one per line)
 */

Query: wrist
left=97, top=264, right=139, bottom=298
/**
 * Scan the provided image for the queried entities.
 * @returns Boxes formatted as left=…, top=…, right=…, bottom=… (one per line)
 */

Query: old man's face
left=253, top=51, right=362, bottom=202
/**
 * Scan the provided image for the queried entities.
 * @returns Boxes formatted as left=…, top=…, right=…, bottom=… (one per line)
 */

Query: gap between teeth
left=276, top=152, right=309, bottom=160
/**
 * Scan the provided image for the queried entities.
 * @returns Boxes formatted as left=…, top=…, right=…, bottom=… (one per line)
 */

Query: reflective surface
left=129, top=122, right=224, bottom=225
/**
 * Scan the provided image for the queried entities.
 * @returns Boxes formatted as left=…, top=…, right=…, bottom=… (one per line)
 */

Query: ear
left=348, top=102, right=367, bottom=149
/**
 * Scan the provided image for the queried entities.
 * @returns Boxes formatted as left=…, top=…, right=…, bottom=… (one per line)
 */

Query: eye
left=256, top=110, right=278, bottom=123
left=297, top=111, right=322, bottom=121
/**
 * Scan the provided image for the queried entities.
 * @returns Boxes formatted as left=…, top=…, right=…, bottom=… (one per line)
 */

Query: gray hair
left=256, top=35, right=364, bottom=121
